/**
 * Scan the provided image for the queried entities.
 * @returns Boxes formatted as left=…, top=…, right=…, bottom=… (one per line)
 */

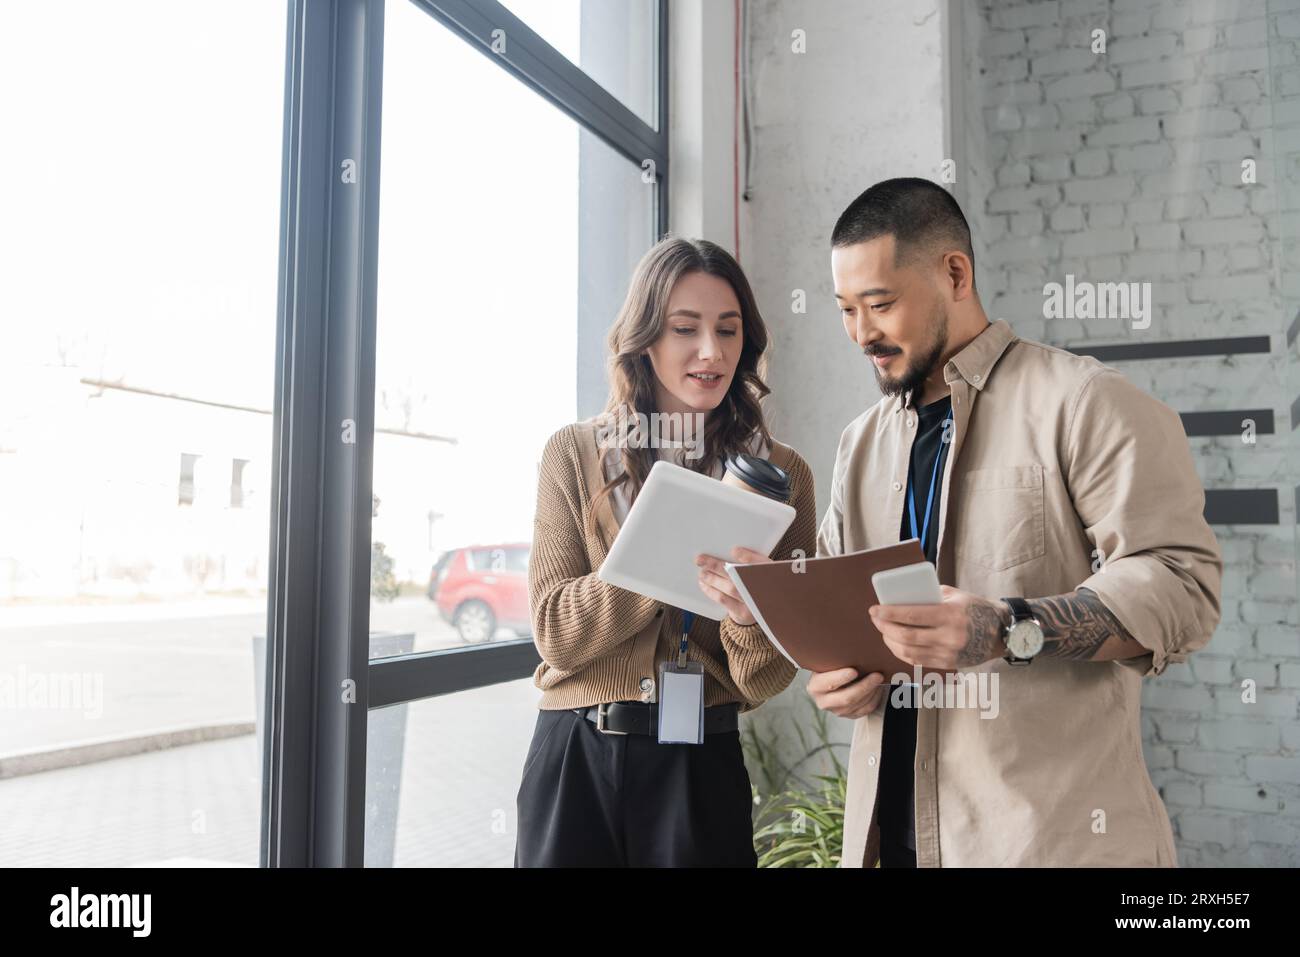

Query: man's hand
left=869, top=585, right=1010, bottom=670
left=807, top=668, right=889, bottom=718
left=695, top=546, right=769, bottom=626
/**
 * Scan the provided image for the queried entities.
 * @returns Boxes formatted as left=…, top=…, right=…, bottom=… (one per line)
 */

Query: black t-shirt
left=877, top=393, right=951, bottom=861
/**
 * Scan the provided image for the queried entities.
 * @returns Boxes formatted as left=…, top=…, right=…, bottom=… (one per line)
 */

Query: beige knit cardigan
left=527, top=417, right=818, bottom=714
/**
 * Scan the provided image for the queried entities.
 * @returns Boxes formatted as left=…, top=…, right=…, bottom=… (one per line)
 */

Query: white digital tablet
left=597, top=460, right=797, bottom=620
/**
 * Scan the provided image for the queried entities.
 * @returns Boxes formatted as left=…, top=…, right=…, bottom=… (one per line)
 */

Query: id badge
left=657, top=660, right=705, bottom=745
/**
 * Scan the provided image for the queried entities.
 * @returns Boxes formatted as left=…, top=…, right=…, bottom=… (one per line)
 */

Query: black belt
left=573, top=701, right=739, bottom=736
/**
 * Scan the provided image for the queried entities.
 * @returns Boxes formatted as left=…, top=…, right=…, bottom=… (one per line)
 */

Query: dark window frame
left=264, top=0, right=667, bottom=867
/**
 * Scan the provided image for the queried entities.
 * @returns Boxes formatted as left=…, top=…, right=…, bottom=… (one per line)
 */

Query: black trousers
left=514, top=706, right=758, bottom=867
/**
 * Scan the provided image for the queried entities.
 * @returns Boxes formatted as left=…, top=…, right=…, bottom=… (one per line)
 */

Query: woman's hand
left=807, top=669, right=889, bottom=718
left=695, top=546, right=770, bottom=627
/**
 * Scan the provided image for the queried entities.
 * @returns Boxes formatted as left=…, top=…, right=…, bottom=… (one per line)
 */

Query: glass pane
left=368, top=0, right=654, bottom=658
left=497, top=0, right=658, bottom=128
left=0, top=1, right=285, bottom=865
left=365, top=678, right=538, bottom=867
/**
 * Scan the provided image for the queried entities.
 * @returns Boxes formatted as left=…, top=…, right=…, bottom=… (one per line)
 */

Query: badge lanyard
left=657, top=607, right=704, bottom=744
left=676, top=610, right=695, bottom=668
left=906, top=415, right=953, bottom=548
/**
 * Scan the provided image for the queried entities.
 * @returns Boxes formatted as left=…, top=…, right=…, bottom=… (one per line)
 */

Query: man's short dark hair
left=831, top=177, right=976, bottom=287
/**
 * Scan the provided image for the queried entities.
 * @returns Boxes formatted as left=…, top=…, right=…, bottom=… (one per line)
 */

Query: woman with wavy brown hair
left=513, top=237, right=818, bottom=867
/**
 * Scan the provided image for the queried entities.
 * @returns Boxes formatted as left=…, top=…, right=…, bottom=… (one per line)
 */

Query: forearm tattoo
left=959, top=600, right=1010, bottom=668
left=1026, top=586, right=1135, bottom=661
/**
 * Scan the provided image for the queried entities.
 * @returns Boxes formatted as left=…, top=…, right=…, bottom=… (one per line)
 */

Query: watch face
left=1007, top=619, right=1044, bottom=658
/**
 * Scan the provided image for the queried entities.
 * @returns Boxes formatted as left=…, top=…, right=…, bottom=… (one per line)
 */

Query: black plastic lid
left=724, top=452, right=792, bottom=502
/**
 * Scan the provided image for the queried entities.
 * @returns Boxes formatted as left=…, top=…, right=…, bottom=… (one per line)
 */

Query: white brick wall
left=965, top=0, right=1300, bottom=867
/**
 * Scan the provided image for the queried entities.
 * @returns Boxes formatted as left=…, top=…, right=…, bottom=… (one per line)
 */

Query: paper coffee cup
left=722, top=453, right=792, bottom=503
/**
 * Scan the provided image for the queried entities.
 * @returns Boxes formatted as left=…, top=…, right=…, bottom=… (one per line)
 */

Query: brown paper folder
left=726, top=539, right=948, bottom=680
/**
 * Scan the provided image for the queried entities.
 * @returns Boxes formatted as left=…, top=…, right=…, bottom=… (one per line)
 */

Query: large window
left=0, top=0, right=286, bottom=866
left=364, top=0, right=664, bottom=865
left=0, top=0, right=663, bottom=869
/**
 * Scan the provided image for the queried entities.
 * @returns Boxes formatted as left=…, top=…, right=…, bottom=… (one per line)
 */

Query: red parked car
left=427, top=543, right=532, bottom=643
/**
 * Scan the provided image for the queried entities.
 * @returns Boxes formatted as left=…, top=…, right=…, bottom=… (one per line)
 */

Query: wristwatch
left=1000, top=596, right=1044, bottom=665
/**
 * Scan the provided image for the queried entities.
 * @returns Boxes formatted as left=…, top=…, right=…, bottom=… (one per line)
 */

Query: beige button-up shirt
left=818, top=319, right=1222, bottom=867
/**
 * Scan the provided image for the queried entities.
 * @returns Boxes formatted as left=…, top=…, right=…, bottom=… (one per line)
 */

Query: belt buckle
left=595, top=702, right=628, bottom=735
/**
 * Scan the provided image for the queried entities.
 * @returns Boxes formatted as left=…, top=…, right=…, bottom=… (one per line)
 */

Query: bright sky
left=0, top=1, right=287, bottom=409
left=0, top=0, right=639, bottom=549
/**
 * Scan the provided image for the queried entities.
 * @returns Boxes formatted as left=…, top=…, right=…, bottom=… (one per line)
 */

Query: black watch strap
left=1000, top=596, right=1037, bottom=664
left=1001, top=596, right=1033, bottom=623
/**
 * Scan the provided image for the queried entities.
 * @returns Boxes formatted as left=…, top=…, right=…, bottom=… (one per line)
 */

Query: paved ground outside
left=0, top=595, right=539, bottom=867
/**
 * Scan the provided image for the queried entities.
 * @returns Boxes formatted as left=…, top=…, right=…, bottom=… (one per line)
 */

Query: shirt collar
left=899, top=318, right=1017, bottom=411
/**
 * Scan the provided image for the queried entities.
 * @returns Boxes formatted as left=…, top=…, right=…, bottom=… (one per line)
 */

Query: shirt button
left=972, top=374, right=981, bottom=382
left=867, top=754, right=877, bottom=767
left=892, top=481, right=902, bottom=491
left=920, top=759, right=928, bottom=771
left=954, top=396, right=961, bottom=405
left=639, top=677, right=654, bottom=693
left=907, top=417, right=915, bottom=428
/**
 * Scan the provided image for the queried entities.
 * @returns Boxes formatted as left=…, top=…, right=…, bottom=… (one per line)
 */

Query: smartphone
left=871, top=561, right=942, bottom=606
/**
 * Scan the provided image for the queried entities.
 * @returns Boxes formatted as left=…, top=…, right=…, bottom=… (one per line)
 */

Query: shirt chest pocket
left=953, top=465, right=1046, bottom=571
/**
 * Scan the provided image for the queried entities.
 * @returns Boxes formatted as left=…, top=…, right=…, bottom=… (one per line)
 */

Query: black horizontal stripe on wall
left=1068, top=336, right=1271, bottom=362
left=1180, top=410, right=1274, bottom=436
left=1204, top=489, right=1279, bottom=525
